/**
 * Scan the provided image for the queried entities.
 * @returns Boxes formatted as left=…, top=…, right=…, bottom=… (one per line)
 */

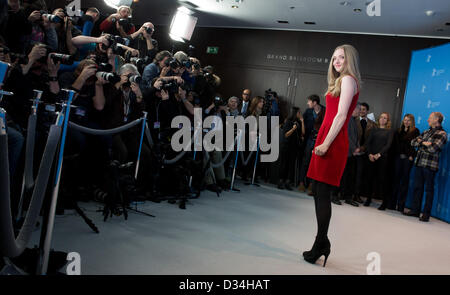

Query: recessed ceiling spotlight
left=425, top=10, right=435, bottom=16
left=304, top=22, right=316, bottom=25
left=290, top=6, right=295, bottom=10
left=277, top=20, right=289, bottom=24
left=231, top=5, right=239, bottom=8
left=340, top=1, right=351, bottom=6
left=354, top=8, right=362, bottom=12
left=446, top=22, right=450, bottom=26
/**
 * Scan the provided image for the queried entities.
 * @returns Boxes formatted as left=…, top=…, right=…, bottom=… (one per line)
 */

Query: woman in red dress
left=303, top=44, right=361, bottom=267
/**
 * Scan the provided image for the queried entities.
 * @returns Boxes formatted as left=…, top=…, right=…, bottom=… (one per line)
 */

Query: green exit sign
left=206, top=47, right=219, bottom=54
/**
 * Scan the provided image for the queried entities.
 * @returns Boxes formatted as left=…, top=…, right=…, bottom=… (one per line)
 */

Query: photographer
left=99, top=5, right=135, bottom=38
left=2, top=43, right=60, bottom=129
left=2, top=0, right=33, bottom=54
left=100, top=63, right=152, bottom=191
left=75, top=7, right=100, bottom=37
left=203, top=94, right=230, bottom=191
left=278, top=107, right=304, bottom=190
left=141, top=50, right=183, bottom=95
left=128, top=22, right=158, bottom=61
left=25, top=9, right=58, bottom=51
left=51, top=8, right=82, bottom=56
left=146, top=77, right=181, bottom=144
left=58, top=58, right=112, bottom=199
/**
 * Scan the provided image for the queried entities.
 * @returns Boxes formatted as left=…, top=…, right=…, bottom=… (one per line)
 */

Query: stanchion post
left=251, top=134, right=261, bottom=185
left=39, top=89, right=75, bottom=275
left=135, top=112, right=147, bottom=180
left=230, top=129, right=243, bottom=191
left=17, top=90, right=43, bottom=221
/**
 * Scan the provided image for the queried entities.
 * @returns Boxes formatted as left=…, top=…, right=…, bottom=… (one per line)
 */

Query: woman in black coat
left=390, top=114, right=420, bottom=212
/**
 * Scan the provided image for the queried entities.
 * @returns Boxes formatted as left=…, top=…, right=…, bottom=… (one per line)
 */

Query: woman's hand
left=408, top=156, right=413, bottom=161
left=314, top=143, right=329, bottom=157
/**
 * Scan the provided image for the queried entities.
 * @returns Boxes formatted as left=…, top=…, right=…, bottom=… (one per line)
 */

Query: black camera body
left=164, top=57, right=180, bottom=70
left=161, top=81, right=179, bottom=94
left=111, top=17, right=134, bottom=32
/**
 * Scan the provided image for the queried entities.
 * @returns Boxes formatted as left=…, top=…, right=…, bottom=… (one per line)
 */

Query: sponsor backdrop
left=403, top=42, right=450, bottom=222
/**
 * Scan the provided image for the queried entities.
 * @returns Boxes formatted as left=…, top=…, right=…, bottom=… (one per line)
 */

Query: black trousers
left=411, top=166, right=437, bottom=215
left=355, top=154, right=369, bottom=197
left=367, top=155, right=389, bottom=202
left=299, top=138, right=314, bottom=187
left=391, top=155, right=414, bottom=210
left=279, top=146, right=298, bottom=182
left=341, top=156, right=356, bottom=200
left=312, top=180, right=333, bottom=241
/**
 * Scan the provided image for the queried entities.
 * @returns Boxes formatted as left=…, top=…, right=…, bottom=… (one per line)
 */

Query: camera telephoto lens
left=128, top=74, right=142, bottom=84
left=49, top=53, right=74, bottom=65
left=41, top=11, right=62, bottom=23
left=96, top=71, right=120, bottom=84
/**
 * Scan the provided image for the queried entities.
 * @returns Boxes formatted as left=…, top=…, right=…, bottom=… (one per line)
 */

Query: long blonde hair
left=326, top=44, right=361, bottom=97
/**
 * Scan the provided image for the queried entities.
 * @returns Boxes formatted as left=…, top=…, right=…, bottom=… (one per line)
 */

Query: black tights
left=312, top=180, right=333, bottom=241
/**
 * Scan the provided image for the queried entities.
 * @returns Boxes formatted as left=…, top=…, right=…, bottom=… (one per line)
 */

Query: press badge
left=154, top=121, right=161, bottom=129
left=75, top=108, right=86, bottom=117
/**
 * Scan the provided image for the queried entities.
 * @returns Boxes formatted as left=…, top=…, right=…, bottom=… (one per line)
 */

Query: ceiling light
left=304, top=22, right=316, bottom=25
left=169, top=7, right=198, bottom=43
left=425, top=10, right=435, bottom=16
left=446, top=22, right=450, bottom=26
left=231, top=5, right=239, bottom=8
left=354, top=8, right=362, bottom=12
left=340, top=1, right=351, bottom=6
left=277, top=20, right=289, bottom=24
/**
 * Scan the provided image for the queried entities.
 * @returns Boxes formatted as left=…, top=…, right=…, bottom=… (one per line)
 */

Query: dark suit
left=355, top=117, right=377, bottom=197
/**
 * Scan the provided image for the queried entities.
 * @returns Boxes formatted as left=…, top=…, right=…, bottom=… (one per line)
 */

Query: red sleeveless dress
left=307, top=91, right=359, bottom=187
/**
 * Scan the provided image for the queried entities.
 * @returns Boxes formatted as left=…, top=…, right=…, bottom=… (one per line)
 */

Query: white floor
left=31, top=180, right=450, bottom=275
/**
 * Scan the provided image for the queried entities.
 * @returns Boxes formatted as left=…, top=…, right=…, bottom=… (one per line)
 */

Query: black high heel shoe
left=302, top=237, right=331, bottom=267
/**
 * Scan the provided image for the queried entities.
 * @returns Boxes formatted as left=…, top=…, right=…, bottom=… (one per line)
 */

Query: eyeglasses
left=242, top=93, right=250, bottom=96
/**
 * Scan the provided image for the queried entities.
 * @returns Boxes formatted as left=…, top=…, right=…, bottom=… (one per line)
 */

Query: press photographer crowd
left=0, top=0, right=447, bottom=226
